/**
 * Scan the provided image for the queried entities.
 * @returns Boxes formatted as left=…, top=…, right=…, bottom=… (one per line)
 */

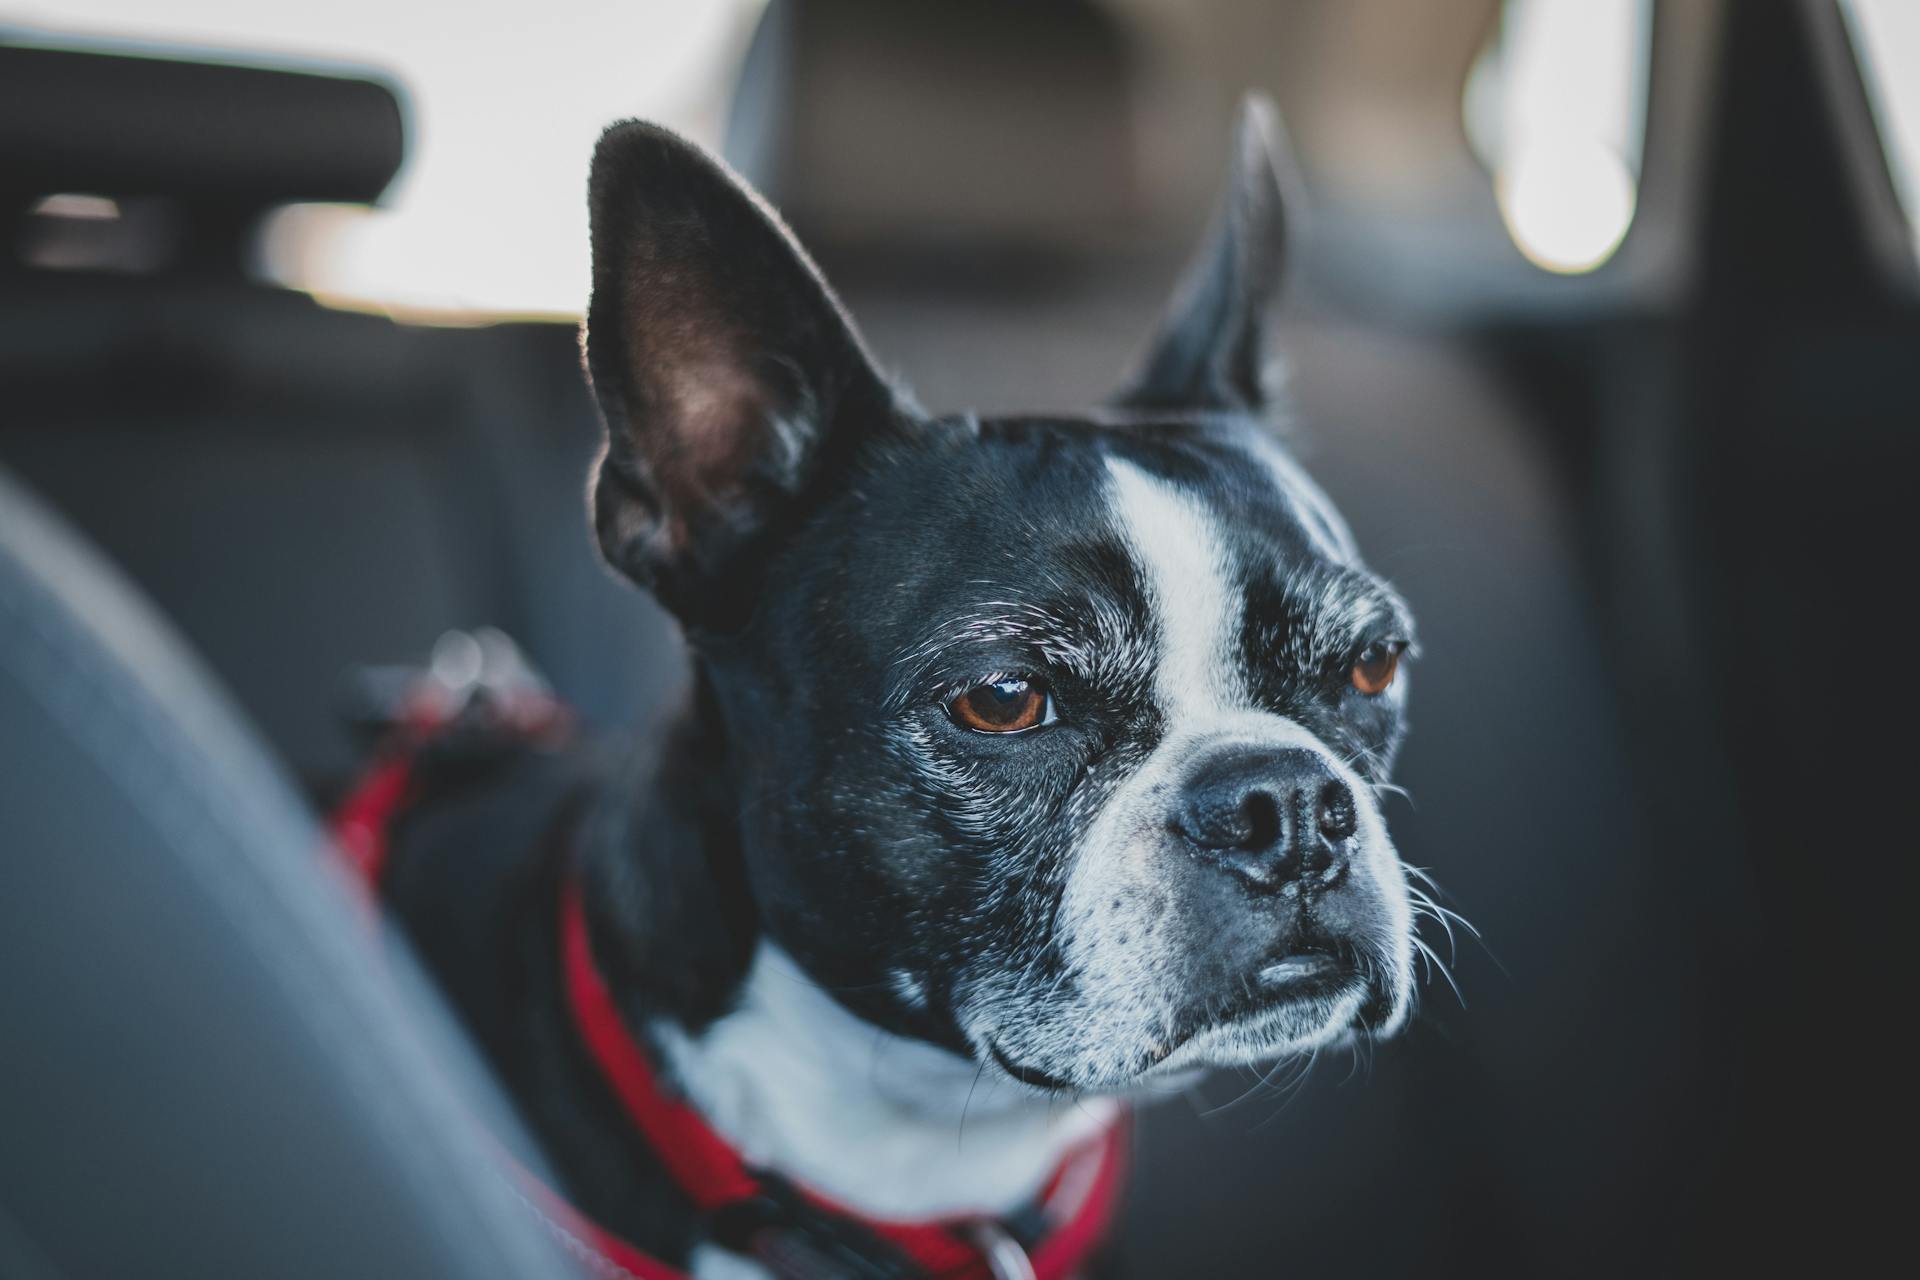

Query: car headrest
left=0, top=43, right=404, bottom=210
left=725, top=0, right=1144, bottom=267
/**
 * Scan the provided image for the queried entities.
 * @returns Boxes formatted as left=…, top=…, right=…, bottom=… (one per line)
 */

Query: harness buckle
left=970, top=1221, right=1037, bottom=1280
left=707, top=1175, right=922, bottom=1280
left=346, top=627, right=567, bottom=748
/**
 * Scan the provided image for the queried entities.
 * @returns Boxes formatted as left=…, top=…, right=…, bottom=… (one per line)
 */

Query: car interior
left=2, top=1, right=1908, bottom=1274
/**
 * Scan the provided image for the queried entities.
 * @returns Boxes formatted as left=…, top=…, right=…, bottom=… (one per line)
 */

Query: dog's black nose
left=1172, top=747, right=1356, bottom=892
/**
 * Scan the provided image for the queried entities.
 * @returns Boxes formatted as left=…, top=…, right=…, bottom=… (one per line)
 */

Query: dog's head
left=584, top=99, right=1416, bottom=1093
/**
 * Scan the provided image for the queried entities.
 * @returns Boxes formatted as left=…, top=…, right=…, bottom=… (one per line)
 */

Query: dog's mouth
left=988, top=942, right=1373, bottom=1092
left=987, top=1038, right=1078, bottom=1092
left=1168, top=942, right=1369, bottom=1048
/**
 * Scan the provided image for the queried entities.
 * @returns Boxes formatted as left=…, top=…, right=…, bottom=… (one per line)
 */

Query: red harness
left=331, top=696, right=1127, bottom=1280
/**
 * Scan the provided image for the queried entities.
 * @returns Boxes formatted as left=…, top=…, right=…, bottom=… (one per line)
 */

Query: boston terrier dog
left=376, top=95, right=1420, bottom=1279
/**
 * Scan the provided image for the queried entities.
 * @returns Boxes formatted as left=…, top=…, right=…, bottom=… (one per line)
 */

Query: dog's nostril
left=1176, top=785, right=1283, bottom=852
left=1239, top=789, right=1281, bottom=851
left=1316, top=781, right=1357, bottom=841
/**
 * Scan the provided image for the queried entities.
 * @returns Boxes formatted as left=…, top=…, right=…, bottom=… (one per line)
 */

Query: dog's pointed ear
left=1116, top=94, right=1301, bottom=413
left=584, top=121, right=899, bottom=621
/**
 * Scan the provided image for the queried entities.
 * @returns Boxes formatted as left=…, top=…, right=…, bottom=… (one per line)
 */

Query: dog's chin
left=1148, top=980, right=1371, bottom=1079
left=983, top=955, right=1396, bottom=1096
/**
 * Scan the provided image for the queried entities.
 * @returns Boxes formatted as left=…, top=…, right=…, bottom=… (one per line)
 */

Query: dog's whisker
left=1248, top=1046, right=1324, bottom=1133
left=1403, top=864, right=1444, bottom=891
left=1402, top=868, right=1483, bottom=940
left=1409, top=899, right=1459, bottom=965
left=1206, top=1051, right=1309, bottom=1119
left=1371, top=780, right=1415, bottom=809
left=1199, top=1053, right=1296, bottom=1118
left=1411, top=935, right=1466, bottom=1008
left=1403, top=869, right=1505, bottom=987
left=957, top=1059, right=987, bottom=1152
left=1432, top=903, right=1485, bottom=942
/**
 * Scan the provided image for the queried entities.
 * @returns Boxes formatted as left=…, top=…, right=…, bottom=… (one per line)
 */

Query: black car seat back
left=0, top=465, right=575, bottom=1280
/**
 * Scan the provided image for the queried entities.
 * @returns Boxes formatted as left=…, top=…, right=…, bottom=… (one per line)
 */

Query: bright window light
left=9, top=0, right=764, bottom=317
left=1496, top=138, right=1638, bottom=274
left=1842, top=0, right=1920, bottom=261
left=1466, top=0, right=1651, bottom=274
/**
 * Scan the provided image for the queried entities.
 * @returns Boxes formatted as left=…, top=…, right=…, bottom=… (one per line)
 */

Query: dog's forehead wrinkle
left=1246, top=564, right=1408, bottom=671
left=891, top=592, right=1145, bottom=700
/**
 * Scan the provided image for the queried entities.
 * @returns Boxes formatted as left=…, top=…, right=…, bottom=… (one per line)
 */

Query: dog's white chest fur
left=658, top=944, right=1115, bottom=1240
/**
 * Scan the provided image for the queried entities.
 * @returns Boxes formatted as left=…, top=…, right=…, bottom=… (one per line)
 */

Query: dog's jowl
left=377, top=94, right=1421, bottom=1279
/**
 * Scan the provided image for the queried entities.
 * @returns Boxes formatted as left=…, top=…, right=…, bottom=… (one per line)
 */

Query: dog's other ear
left=1117, top=94, right=1301, bottom=413
left=585, top=121, right=899, bottom=622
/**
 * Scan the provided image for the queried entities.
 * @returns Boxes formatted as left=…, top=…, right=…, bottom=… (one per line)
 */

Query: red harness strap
left=561, top=881, right=1128, bottom=1279
left=332, top=705, right=1127, bottom=1280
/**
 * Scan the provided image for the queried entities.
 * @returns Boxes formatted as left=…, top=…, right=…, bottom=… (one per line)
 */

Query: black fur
left=1117, top=97, right=1298, bottom=412
left=384, top=96, right=1418, bottom=1269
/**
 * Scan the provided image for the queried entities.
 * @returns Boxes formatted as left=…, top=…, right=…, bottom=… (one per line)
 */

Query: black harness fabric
left=377, top=733, right=719, bottom=1267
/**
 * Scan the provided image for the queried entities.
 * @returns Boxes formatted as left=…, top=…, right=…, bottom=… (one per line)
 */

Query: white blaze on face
left=1104, top=458, right=1247, bottom=722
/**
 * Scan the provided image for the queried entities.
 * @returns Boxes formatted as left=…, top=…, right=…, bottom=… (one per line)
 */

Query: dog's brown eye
left=1350, top=643, right=1403, bottom=696
left=948, top=677, right=1050, bottom=734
